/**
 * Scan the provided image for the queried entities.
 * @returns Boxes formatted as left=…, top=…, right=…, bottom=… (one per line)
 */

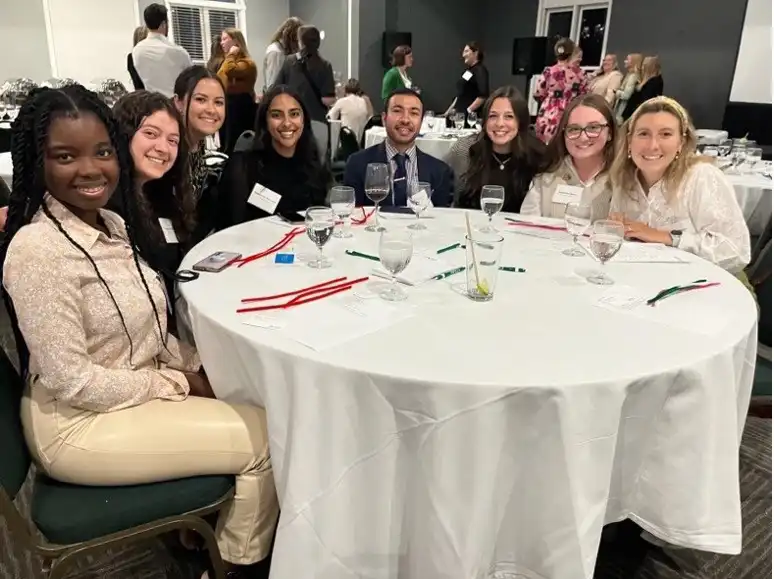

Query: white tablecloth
left=179, top=209, right=757, bottom=579
left=725, top=173, right=772, bottom=236
left=364, top=127, right=469, bottom=162
left=0, top=152, right=11, bottom=187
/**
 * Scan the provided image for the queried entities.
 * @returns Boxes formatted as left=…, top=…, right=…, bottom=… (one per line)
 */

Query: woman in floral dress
left=534, top=38, right=588, bottom=143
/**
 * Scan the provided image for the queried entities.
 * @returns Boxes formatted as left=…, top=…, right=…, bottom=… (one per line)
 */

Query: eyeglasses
left=565, top=123, right=608, bottom=140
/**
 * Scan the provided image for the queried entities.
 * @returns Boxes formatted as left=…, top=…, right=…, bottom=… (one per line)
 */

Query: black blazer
left=622, top=75, right=664, bottom=120
left=127, top=53, right=144, bottom=91
left=343, top=143, right=454, bottom=208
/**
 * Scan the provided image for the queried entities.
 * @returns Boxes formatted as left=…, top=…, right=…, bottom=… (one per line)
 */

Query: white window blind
left=171, top=5, right=205, bottom=60
left=208, top=10, right=237, bottom=41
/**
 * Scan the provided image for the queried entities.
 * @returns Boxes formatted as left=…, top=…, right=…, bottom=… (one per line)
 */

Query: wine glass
left=329, top=185, right=355, bottom=238
left=378, top=229, right=413, bottom=301
left=364, top=163, right=389, bottom=232
left=453, top=111, right=465, bottom=131
left=586, top=220, right=624, bottom=285
left=480, top=185, right=505, bottom=232
left=305, top=206, right=336, bottom=268
left=718, top=138, right=732, bottom=157
left=423, top=111, right=435, bottom=132
left=467, top=111, right=479, bottom=130
left=729, top=145, right=747, bottom=174
left=407, top=181, right=431, bottom=230
left=563, top=203, right=591, bottom=257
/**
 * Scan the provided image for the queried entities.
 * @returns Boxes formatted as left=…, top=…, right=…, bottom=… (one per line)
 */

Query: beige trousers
left=24, top=394, right=279, bottom=565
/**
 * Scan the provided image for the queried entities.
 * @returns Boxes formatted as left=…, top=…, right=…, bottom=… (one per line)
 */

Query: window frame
left=535, top=0, right=613, bottom=70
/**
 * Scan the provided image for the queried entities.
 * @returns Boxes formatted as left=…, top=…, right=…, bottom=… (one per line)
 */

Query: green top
left=382, top=67, right=409, bottom=100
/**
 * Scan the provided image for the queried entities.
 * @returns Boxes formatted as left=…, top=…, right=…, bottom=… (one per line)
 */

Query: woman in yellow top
left=217, top=28, right=258, bottom=153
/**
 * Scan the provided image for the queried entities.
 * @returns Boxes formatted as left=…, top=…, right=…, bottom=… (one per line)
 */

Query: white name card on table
left=552, top=185, right=583, bottom=205
left=248, top=184, right=282, bottom=214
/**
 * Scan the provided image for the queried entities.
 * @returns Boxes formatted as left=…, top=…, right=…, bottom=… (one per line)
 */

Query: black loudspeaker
left=512, top=37, right=551, bottom=75
left=383, top=31, right=412, bottom=68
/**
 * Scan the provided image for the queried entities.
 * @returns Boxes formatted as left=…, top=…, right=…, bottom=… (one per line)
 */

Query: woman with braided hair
left=1, top=84, right=278, bottom=579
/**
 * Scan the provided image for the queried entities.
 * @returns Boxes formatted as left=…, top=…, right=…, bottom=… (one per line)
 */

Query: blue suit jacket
left=343, top=142, right=454, bottom=208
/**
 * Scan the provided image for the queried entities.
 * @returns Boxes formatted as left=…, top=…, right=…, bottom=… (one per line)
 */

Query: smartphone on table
left=277, top=212, right=305, bottom=225
left=192, top=251, right=242, bottom=273
left=380, top=206, right=415, bottom=215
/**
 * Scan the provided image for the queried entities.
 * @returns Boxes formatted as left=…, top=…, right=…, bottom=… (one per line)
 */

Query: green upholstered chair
left=0, top=347, right=235, bottom=579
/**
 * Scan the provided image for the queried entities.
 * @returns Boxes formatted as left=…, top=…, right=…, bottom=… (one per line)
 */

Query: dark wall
left=288, top=0, right=348, bottom=76
left=357, top=0, right=388, bottom=107
left=606, top=0, right=749, bottom=128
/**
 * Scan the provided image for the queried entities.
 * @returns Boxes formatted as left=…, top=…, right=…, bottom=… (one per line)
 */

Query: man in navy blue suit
left=343, top=88, right=453, bottom=208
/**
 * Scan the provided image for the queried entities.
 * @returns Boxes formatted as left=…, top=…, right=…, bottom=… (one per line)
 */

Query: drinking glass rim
left=465, top=233, right=504, bottom=244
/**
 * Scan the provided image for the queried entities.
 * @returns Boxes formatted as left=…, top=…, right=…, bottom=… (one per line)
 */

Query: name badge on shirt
left=552, top=185, right=583, bottom=205
left=462, top=70, right=473, bottom=81
left=248, top=184, right=282, bottom=214
left=158, top=218, right=179, bottom=244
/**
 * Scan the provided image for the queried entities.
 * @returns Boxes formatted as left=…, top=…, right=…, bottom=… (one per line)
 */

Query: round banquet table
left=178, top=209, right=757, bottom=579
left=725, top=172, right=772, bottom=237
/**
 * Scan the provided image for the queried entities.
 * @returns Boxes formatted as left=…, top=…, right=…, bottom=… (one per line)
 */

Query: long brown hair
left=460, top=86, right=548, bottom=202
left=544, top=93, right=617, bottom=174
left=222, top=28, right=250, bottom=58
left=270, top=17, right=303, bottom=54
left=610, top=96, right=705, bottom=203
left=206, top=35, right=225, bottom=73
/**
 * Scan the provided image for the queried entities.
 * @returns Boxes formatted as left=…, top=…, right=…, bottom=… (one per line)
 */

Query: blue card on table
left=275, top=253, right=295, bottom=264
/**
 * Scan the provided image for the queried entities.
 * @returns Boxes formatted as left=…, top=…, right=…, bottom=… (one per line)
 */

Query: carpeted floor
left=1, top=298, right=770, bottom=578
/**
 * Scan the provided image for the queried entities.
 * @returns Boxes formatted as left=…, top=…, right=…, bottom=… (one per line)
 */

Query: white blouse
left=610, top=161, right=751, bottom=272
left=522, top=157, right=612, bottom=221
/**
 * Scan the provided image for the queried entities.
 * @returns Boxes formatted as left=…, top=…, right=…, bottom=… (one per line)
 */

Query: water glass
left=423, top=111, right=435, bottom=132
left=563, top=203, right=591, bottom=257
left=480, top=185, right=505, bottom=232
left=453, top=111, right=465, bottom=131
left=729, top=146, right=747, bottom=174
left=378, top=229, right=413, bottom=301
left=718, top=138, right=732, bottom=157
left=305, top=206, right=336, bottom=268
left=586, top=220, right=624, bottom=285
left=364, top=162, right=389, bottom=232
left=745, top=147, right=763, bottom=173
left=407, top=181, right=431, bottom=230
left=465, top=232, right=504, bottom=301
left=467, top=111, right=479, bottom=130
left=329, top=185, right=355, bottom=238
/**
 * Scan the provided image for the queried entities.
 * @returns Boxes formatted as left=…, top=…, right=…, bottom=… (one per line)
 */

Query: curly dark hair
left=460, top=86, right=548, bottom=204
left=112, top=90, right=195, bottom=268
left=0, top=85, right=167, bottom=377
left=253, top=84, right=328, bottom=187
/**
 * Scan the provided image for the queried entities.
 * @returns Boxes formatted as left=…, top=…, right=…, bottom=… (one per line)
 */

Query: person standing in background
left=614, top=53, right=642, bottom=123
left=132, top=3, right=192, bottom=97
left=621, top=56, right=663, bottom=121
left=217, top=28, right=258, bottom=154
left=444, top=41, right=489, bottom=123
left=127, top=26, right=147, bottom=90
left=274, top=25, right=336, bottom=123
left=206, top=35, right=225, bottom=74
left=588, top=54, right=623, bottom=105
left=381, top=46, right=414, bottom=100
left=263, top=17, right=303, bottom=97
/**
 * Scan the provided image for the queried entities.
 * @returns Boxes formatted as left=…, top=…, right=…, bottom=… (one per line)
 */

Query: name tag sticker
left=158, top=218, right=178, bottom=244
left=462, top=70, right=473, bottom=81
left=552, top=185, right=583, bottom=205
left=248, top=184, right=282, bottom=214
left=274, top=253, right=295, bottom=264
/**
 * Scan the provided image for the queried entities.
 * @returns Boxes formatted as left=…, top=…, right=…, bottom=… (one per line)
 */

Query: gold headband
left=628, top=96, right=689, bottom=135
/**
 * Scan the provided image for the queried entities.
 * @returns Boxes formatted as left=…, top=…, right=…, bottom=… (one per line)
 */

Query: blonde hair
left=610, top=96, right=707, bottom=203
left=627, top=53, right=644, bottom=74
left=270, top=16, right=303, bottom=54
left=222, top=28, right=250, bottom=58
left=603, top=53, right=619, bottom=71
left=133, top=25, right=148, bottom=46
left=638, top=56, right=661, bottom=88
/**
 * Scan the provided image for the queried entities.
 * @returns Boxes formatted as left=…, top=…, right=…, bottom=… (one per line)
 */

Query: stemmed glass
left=467, top=111, right=479, bottom=130
left=364, top=163, right=389, bottom=232
left=718, top=138, right=732, bottom=157
left=305, top=206, right=336, bottom=268
left=745, top=147, right=763, bottom=173
left=480, top=185, right=505, bottom=232
left=563, top=203, right=591, bottom=257
left=453, top=111, right=465, bottom=131
left=423, top=111, right=435, bottom=132
left=378, top=229, right=413, bottom=301
left=586, top=220, right=624, bottom=285
left=728, top=146, right=747, bottom=174
left=329, top=185, right=355, bottom=238
left=407, top=181, right=431, bottom=230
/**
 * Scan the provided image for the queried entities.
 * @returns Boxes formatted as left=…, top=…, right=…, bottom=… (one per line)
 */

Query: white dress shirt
left=327, top=94, right=370, bottom=141
left=263, top=41, right=285, bottom=91
left=132, top=32, right=193, bottom=97
left=610, top=161, right=751, bottom=272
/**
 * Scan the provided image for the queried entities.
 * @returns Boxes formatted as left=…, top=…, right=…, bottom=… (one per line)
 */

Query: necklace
left=492, top=152, right=511, bottom=171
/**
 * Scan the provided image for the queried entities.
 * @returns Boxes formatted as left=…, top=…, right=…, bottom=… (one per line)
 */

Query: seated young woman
left=609, top=96, right=750, bottom=273
left=217, top=84, right=329, bottom=229
left=1, top=85, right=278, bottom=579
left=111, top=91, right=196, bottom=332
left=448, top=86, right=548, bottom=213
left=172, top=65, right=227, bottom=240
left=522, top=93, right=616, bottom=221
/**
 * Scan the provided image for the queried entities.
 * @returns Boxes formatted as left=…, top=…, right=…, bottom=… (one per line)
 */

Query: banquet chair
left=311, top=120, right=330, bottom=165
left=0, top=347, right=235, bottom=579
left=360, top=115, right=383, bottom=149
left=331, top=126, right=360, bottom=182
